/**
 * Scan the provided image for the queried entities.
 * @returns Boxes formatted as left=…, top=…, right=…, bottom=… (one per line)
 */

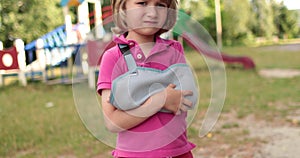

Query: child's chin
left=134, top=28, right=161, bottom=35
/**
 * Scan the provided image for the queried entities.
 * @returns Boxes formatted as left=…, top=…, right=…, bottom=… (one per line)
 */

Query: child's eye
left=157, top=3, right=167, bottom=8
left=136, top=2, right=147, bottom=6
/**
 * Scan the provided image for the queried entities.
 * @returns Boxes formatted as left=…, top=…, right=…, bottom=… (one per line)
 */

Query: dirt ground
left=259, top=69, right=300, bottom=78
left=193, top=67, right=300, bottom=158
left=192, top=108, right=300, bottom=158
left=255, top=44, right=300, bottom=157
left=255, top=69, right=300, bottom=157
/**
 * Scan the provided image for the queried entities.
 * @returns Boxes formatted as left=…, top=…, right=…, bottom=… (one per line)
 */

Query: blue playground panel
left=24, top=25, right=85, bottom=82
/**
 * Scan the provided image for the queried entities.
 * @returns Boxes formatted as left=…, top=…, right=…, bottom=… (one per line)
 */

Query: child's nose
left=145, top=6, right=158, bottom=17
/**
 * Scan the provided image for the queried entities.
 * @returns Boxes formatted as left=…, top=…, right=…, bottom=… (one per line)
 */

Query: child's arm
left=101, top=84, right=193, bottom=133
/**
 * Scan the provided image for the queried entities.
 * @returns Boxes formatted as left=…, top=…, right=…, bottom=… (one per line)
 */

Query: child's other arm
left=101, top=84, right=193, bottom=133
left=101, top=89, right=164, bottom=133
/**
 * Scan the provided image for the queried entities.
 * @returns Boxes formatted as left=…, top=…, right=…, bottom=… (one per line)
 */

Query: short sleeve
left=96, top=49, right=118, bottom=95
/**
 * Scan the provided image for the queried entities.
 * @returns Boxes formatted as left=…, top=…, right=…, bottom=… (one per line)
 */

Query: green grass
left=0, top=83, right=111, bottom=157
left=185, top=44, right=300, bottom=118
left=1, top=44, right=300, bottom=157
left=223, top=45, right=300, bottom=69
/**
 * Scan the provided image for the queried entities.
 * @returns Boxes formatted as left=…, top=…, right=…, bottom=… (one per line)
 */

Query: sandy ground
left=194, top=70, right=300, bottom=158
left=193, top=108, right=300, bottom=158
left=253, top=126, right=300, bottom=158
left=252, top=105, right=300, bottom=158
left=259, top=69, right=300, bottom=78
left=192, top=61, right=300, bottom=158
left=257, top=68, right=300, bottom=157
left=254, top=48, right=300, bottom=157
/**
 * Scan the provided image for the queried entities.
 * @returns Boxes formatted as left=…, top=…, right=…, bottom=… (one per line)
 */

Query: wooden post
left=0, top=41, right=3, bottom=50
left=215, top=0, right=223, bottom=49
left=14, top=39, right=27, bottom=86
left=94, top=0, right=104, bottom=39
left=0, top=73, right=2, bottom=87
left=0, top=41, right=3, bottom=86
left=36, top=39, right=47, bottom=82
left=77, top=1, right=90, bottom=33
left=88, top=67, right=96, bottom=89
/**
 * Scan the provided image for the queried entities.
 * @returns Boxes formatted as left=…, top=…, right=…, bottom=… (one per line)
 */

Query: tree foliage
left=0, top=0, right=64, bottom=47
left=271, top=0, right=299, bottom=38
left=0, top=0, right=299, bottom=47
left=250, top=0, right=275, bottom=38
left=179, top=0, right=299, bottom=46
left=180, top=0, right=217, bottom=41
left=180, top=0, right=210, bottom=21
left=222, top=0, right=254, bottom=45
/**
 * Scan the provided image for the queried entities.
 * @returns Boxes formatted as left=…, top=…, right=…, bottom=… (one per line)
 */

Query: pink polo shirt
left=97, top=34, right=195, bottom=157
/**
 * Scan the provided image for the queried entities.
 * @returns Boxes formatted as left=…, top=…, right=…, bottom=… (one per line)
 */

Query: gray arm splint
left=109, top=44, right=199, bottom=112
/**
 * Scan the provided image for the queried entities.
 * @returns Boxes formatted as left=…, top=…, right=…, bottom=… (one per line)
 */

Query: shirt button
left=129, top=42, right=134, bottom=46
left=137, top=54, right=143, bottom=59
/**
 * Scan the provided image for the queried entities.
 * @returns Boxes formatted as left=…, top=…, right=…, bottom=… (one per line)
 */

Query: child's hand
left=162, top=84, right=193, bottom=115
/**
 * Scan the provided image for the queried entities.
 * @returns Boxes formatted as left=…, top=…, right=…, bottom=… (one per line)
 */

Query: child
left=97, top=0, right=197, bottom=157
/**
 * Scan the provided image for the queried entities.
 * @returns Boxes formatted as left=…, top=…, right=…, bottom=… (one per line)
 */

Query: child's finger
left=182, top=98, right=193, bottom=107
left=180, top=105, right=188, bottom=112
left=168, top=84, right=176, bottom=89
left=182, top=90, right=193, bottom=96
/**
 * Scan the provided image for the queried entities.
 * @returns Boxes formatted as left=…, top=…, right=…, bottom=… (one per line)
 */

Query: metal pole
left=215, top=0, right=222, bottom=49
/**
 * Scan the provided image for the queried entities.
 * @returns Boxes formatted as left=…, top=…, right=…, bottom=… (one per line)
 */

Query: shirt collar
left=113, top=33, right=175, bottom=53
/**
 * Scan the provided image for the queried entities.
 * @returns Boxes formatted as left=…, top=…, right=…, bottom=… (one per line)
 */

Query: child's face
left=125, top=0, right=168, bottom=36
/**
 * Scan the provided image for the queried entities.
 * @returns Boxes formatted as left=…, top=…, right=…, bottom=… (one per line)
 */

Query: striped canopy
left=60, top=0, right=84, bottom=7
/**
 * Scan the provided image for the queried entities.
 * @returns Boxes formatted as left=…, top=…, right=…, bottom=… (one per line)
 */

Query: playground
left=1, top=43, right=300, bottom=157
left=1, top=0, right=300, bottom=157
left=0, top=0, right=256, bottom=88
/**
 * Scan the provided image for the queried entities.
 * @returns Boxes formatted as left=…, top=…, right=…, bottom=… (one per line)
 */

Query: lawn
left=0, top=44, right=299, bottom=157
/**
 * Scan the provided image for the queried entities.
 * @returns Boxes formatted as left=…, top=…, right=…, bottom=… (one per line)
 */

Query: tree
left=180, top=0, right=210, bottom=21
left=271, top=0, right=299, bottom=39
left=197, top=0, right=217, bottom=42
left=0, top=0, right=64, bottom=47
left=222, top=0, right=254, bottom=45
left=179, top=0, right=299, bottom=46
left=250, top=0, right=275, bottom=38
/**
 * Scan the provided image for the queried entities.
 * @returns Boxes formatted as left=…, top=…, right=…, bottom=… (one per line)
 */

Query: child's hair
left=110, top=0, right=178, bottom=35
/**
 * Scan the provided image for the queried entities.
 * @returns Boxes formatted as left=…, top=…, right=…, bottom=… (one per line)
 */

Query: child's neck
left=126, top=32, right=156, bottom=44
left=126, top=32, right=156, bottom=57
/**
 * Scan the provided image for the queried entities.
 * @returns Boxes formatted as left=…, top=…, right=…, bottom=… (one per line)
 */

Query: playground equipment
left=0, top=40, right=27, bottom=86
left=24, top=25, right=80, bottom=84
left=173, top=10, right=255, bottom=69
left=182, top=33, right=255, bottom=69
left=60, top=0, right=84, bottom=6
left=86, top=39, right=112, bottom=88
left=60, top=0, right=114, bottom=88
left=61, top=0, right=105, bottom=39
left=2, top=0, right=109, bottom=86
left=1, top=0, right=255, bottom=88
